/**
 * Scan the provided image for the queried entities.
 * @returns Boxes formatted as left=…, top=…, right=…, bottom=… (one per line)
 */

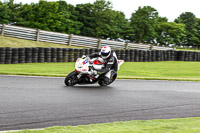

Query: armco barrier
left=0, top=47, right=200, bottom=64
left=0, top=24, right=173, bottom=50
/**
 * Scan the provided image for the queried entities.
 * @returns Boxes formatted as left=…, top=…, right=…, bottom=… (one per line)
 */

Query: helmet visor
left=101, top=51, right=110, bottom=57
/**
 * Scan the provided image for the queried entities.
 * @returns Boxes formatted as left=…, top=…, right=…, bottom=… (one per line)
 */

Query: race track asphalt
left=0, top=75, right=200, bottom=131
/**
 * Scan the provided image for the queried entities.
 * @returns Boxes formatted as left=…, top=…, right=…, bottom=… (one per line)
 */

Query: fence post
left=1, top=24, right=5, bottom=36
left=150, top=44, right=153, bottom=50
left=68, top=34, right=72, bottom=46
left=125, top=42, right=128, bottom=49
left=173, top=44, right=176, bottom=50
left=36, top=29, right=40, bottom=42
left=97, top=39, right=101, bottom=49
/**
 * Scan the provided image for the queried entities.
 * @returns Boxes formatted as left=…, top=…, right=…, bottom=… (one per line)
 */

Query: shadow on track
left=64, top=85, right=113, bottom=90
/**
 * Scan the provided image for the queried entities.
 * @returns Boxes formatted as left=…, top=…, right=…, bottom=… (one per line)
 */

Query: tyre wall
left=0, top=47, right=200, bottom=64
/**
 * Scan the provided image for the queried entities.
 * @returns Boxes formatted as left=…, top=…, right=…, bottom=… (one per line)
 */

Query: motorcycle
left=64, top=56, right=124, bottom=86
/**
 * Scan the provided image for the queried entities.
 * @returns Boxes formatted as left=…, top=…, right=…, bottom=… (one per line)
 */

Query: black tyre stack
left=81, top=49, right=86, bottom=57
left=130, top=49, right=135, bottom=62
left=74, top=49, right=80, bottom=61
left=2, top=47, right=200, bottom=63
left=89, top=49, right=95, bottom=55
left=85, top=49, right=90, bottom=56
left=139, top=50, right=144, bottom=62
left=11, top=48, right=18, bottom=64
left=177, top=51, right=185, bottom=61
left=115, top=49, right=121, bottom=60
left=163, top=51, right=167, bottom=61
left=160, top=51, right=164, bottom=61
left=198, top=52, right=200, bottom=61
left=120, top=50, right=126, bottom=61
left=193, top=52, right=198, bottom=61
left=44, top=48, right=51, bottom=63
left=32, top=48, right=38, bottom=63
left=151, top=50, right=156, bottom=61
left=51, top=48, right=57, bottom=62
left=38, top=47, right=45, bottom=63
left=184, top=51, right=189, bottom=61
left=5, top=47, right=12, bottom=64
left=57, top=48, right=63, bottom=62
left=143, top=50, right=148, bottom=62
left=147, top=50, right=152, bottom=62
left=63, top=48, right=69, bottom=62
left=25, top=48, right=32, bottom=63
left=18, top=48, right=25, bottom=63
left=185, top=51, right=189, bottom=61
left=166, top=50, right=170, bottom=61
left=134, top=50, right=139, bottom=62
left=156, top=50, right=161, bottom=61
left=174, top=51, right=178, bottom=61
left=68, top=48, right=74, bottom=62
left=0, top=48, right=6, bottom=64
left=188, top=52, right=193, bottom=61
left=172, top=50, right=175, bottom=61
left=125, top=50, right=130, bottom=61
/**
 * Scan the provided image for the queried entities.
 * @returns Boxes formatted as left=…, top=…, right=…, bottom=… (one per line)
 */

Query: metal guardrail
left=0, top=24, right=173, bottom=50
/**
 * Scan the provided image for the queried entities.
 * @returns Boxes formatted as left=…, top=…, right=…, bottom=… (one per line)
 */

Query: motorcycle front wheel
left=64, top=71, right=78, bottom=86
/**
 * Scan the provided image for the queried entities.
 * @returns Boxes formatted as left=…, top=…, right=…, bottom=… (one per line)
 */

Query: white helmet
left=100, top=46, right=111, bottom=59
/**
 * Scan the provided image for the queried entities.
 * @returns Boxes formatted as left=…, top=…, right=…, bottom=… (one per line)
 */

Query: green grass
left=0, top=61, right=200, bottom=81
left=118, top=61, right=200, bottom=81
left=7, top=117, right=200, bottom=133
left=0, top=36, right=83, bottom=48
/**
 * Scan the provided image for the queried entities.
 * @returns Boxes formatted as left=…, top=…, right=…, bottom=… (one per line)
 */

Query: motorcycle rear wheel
left=98, top=73, right=117, bottom=86
left=64, top=71, right=78, bottom=86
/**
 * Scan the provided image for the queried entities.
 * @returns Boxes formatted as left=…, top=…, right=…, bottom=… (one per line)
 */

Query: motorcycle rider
left=88, top=46, right=118, bottom=85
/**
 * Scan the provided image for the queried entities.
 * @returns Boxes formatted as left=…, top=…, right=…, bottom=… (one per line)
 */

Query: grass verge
left=0, top=61, right=200, bottom=81
left=7, top=117, right=200, bottom=133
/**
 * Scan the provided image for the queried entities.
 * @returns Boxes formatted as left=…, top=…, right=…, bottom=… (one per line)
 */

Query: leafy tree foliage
left=175, top=12, right=200, bottom=46
left=156, top=22, right=186, bottom=46
left=197, top=18, right=200, bottom=45
left=6, top=0, right=22, bottom=23
left=130, top=6, right=160, bottom=43
left=76, top=0, right=128, bottom=39
left=56, top=1, right=83, bottom=34
left=17, top=0, right=64, bottom=31
left=0, top=2, right=10, bottom=24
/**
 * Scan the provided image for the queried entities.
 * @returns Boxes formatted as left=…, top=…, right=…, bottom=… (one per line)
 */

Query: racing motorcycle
left=64, top=56, right=124, bottom=86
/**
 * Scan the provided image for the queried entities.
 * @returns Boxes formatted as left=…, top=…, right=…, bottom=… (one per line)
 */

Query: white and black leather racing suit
left=88, top=51, right=118, bottom=84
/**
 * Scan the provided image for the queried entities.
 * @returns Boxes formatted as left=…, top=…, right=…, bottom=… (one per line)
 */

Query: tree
left=17, top=0, right=82, bottom=34
left=56, top=1, right=83, bottom=34
left=75, top=3, right=97, bottom=37
left=156, top=22, right=186, bottom=46
left=196, top=18, right=200, bottom=47
left=76, top=0, right=128, bottom=39
left=6, top=0, right=22, bottom=24
left=175, top=12, right=199, bottom=46
left=130, top=6, right=160, bottom=43
left=17, top=0, right=63, bottom=31
left=0, top=3, right=10, bottom=24
left=107, top=10, right=129, bottom=40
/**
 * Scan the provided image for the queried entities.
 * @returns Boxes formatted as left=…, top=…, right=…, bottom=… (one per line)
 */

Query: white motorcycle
left=64, top=56, right=124, bottom=86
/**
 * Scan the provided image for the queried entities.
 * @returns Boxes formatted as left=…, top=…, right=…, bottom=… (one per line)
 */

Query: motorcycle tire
left=109, top=73, right=117, bottom=85
left=98, top=80, right=108, bottom=86
left=98, top=72, right=117, bottom=86
left=64, top=71, right=78, bottom=86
